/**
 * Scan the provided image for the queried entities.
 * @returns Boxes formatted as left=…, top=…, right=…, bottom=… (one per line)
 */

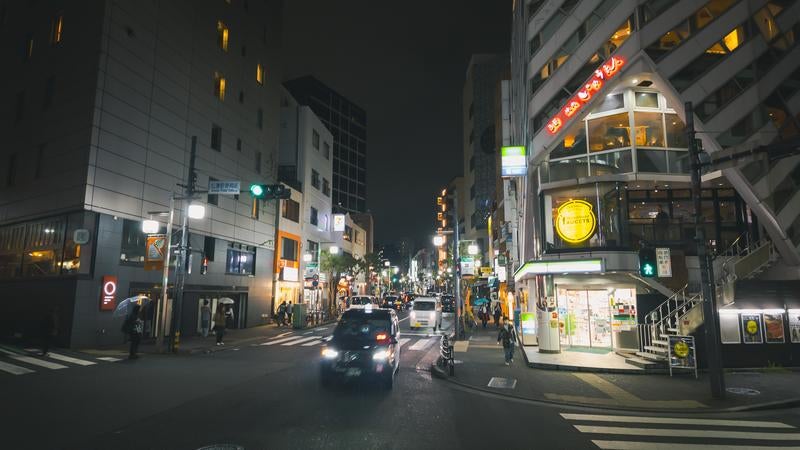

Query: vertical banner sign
left=100, top=276, right=118, bottom=311
left=332, top=214, right=346, bottom=232
left=144, top=234, right=166, bottom=271
left=500, top=146, right=527, bottom=177
left=656, top=247, right=672, bottom=277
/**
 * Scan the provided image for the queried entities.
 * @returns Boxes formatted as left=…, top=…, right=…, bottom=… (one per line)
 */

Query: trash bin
left=292, top=303, right=307, bottom=329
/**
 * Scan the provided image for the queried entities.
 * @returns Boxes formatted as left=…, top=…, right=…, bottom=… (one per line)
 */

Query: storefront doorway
left=558, top=288, right=612, bottom=349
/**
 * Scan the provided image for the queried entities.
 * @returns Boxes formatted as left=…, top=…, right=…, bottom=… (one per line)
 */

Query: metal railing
left=439, top=334, right=455, bottom=376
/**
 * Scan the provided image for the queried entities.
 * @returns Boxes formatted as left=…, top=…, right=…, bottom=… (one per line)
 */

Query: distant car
left=409, top=296, right=442, bottom=331
left=441, top=295, right=455, bottom=313
left=382, top=295, right=402, bottom=310
left=348, top=295, right=377, bottom=309
left=320, top=307, right=400, bottom=389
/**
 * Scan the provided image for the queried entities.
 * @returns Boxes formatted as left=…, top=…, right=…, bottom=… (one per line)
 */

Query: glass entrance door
left=558, top=288, right=613, bottom=349
left=588, top=291, right=612, bottom=348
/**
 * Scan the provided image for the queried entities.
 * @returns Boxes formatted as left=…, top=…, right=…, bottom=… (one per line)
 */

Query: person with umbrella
left=122, top=304, right=144, bottom=359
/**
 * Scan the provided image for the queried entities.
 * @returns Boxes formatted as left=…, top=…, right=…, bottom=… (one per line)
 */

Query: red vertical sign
left=100, top=276, right=118, bottom=311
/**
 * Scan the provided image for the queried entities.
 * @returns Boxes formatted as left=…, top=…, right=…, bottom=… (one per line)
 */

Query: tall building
left=511, top=0, right=800, bottom=366
left=284, top=76, right=368, bottom=213
left=462, top=55, right=509, bottom=260
left=0, top=0, right=285, bottom=348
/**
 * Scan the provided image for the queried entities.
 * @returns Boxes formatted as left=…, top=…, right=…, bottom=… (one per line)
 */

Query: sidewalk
left=81, top=320, right=336, bottom=357
left=431, top=323, right=800, bottom=412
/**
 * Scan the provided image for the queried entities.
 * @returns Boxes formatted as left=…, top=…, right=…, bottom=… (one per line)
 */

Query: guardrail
left=439, top=334, right=455, bottom=376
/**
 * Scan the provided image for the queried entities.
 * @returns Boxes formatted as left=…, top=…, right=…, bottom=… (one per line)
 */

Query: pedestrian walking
left=213, top=306, right=227, bottom=345
left=286, top=301, right=293, bottom=326
left=122, top=304, right=144, bottom=359
left=480, top=304, right=488, bottom=328
left=277, top=301, right=287, bottom=327
left=40, top=307, right=58, bottom=356
left=493, top=304, right=502, bottom=328
left=497, top=316, right=516, bottom=365
left=200, top=300, right=212, bottom=338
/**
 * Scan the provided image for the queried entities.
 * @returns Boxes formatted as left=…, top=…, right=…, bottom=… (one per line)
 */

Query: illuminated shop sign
left=513, top=259, right=604, bottom=282
left=100, top=276, right=117, bottom=311
left=501, top=146, right=527, bottom=177
left=555, top=199, right=597, bottom=244
left=546, top=56, right=626, bottom=135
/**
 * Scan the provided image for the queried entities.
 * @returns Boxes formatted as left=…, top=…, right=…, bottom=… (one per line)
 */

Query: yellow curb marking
left=453, top=341, right=469, bottom=353
left=573, top=373, right=639, bottom=402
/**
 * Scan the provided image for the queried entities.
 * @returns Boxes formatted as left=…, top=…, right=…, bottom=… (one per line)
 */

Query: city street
left=2, top=310, right=800, bottom=449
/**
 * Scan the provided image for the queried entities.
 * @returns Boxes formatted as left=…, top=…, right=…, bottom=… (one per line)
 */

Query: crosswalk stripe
left=409, top=338, right=434, bottom=351
left=280, top=336, right=319, bottom=346
left=592, top=440, right=799, bottom=449
left=270, top=332, right=293, bottom=339
left=574, top=425, right=800, bottom=441
left=397, top=338, right=411, bottom=349
left=9, top=355, right=68, bottom=370
left=0, top=360, right=35, bottom=375
left=46, top=352, right=96, bottom=366
left=97, top=357, right=123, bottom=362
left=561, top=414, right=793, bottom=429
left=301, top=339, right=322, bottom=346
left=264, top=336, right=307, bottom=346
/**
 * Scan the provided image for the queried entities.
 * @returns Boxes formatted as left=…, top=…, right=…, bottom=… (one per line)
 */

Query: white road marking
left=301, top=339, right=322, bottom=346
left=315, top=327, right=329, bottom=331
left=398, top=316, right=409, bottom=322
left=46, top=352, right=96, bottom=366
left=262, top=336, right=304, bottom=346
left=397, top=338, right=411, bottom=349
left=97, top=357, right=123, bottom=362
left=592, top=441, right=799, bottom=450
left=574, top=425, right=800, bottom=441
left=409, top=338, right=434, bottom=351
left=280, top=336, right=320, bottom=346
left=561, top=414, right=794, bottom=429
left=0, top=360, right=34, bottom=375
left=270, top=332, right=293, bottom=339
left=9, top=355, right=68, bottom=370
left=303, top=331, right=313, bottom=335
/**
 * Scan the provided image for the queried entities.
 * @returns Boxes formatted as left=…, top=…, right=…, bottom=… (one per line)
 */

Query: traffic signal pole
left=170, top=136, right=197, bottom=352
left=686, top=102, right=726, bottom=399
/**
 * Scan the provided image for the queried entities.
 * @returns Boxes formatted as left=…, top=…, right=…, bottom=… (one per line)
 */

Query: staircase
left=624, top=237, right=777, bottom=371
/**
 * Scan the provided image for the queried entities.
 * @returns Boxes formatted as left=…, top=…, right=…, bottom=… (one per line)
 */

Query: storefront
left=275, top=231, right=301, bottom=309
left=556, top=285, right=637, bottom=350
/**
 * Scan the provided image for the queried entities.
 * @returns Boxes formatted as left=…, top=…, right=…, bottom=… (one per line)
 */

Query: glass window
left=217, top=21, right=229, bottom=51
left=322, top=178, right=330, bottom=197
left=226, top=244, right=255, bottom=275
left=588, top=112, right=631, bottom=152
left=281, top=237, right=297, bottom=261
left=753, top=6, right=780, bottom=41
left=590, top=150, right=633, bottom=175
left=597, top=93, right=625, bottom=113
left=211, top=124, right=222, bottom=151
left=637, top=149, right=668, bottom=173
left=311, top=169, right=320, bottom=189
left=0, top=224, right=25, bottom=278
left=635, top=92, right=659, bottom=108
left=282, top=199, right=300, bottom=222
left=214, top=72, right=225, bottom=100
left=120, top=219, right=146, bottom=264
left=695, top=0, right=736, bottom=30
left=668, top=151, right=691, bottom=174
left=645, top=20, right=691, bottom=61
left=634, top=112, right=665, bottom=147
left=312, top=130, right=320, bottom=149
left=50, top=14, right=63, bottom=45
left=310, top=207, right=318, bottom=226
left=550, top=121, right=586, bottom=159
left=256, top=63, right=264, bottom=85
left=665, top=114, right=688, bottom=148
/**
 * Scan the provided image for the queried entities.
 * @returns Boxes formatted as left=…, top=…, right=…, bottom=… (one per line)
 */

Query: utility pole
left=686, top=102, right=726, bottom=399
left=451, top=190, right=463, bottom=341
left=272, top=193, right=281, bottom=316
left=171, top=136, right=197, bottom=352
left=156, top=195, right=174, bottom=351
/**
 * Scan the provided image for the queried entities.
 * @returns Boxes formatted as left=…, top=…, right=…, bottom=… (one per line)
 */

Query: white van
left=348, top=295, right=377, bottom=309
left=409, top=296, right=442, bottom=331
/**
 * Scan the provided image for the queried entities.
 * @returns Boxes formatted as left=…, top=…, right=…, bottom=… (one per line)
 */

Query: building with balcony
left=511, top=0, right=800, bottom=367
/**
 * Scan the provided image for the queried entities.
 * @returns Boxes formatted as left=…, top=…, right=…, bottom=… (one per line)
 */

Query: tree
left=320, top=251, right=359, bottom=313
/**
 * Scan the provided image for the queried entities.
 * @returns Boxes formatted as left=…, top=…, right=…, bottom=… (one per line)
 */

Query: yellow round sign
left=746, top=320, right=759, bottom=335
left=555, top=199, right=597, bottom=244
left=673, top=340, right=690, bottom=358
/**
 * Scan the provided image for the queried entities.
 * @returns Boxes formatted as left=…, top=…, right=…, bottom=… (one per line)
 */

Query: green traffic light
left=642, top=264, right=655, bottom=277
left=250, top=184, right=264, bottom=197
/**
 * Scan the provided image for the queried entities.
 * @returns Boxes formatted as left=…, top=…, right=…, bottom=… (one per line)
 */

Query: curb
left=429, top=361, right=800, bottom=414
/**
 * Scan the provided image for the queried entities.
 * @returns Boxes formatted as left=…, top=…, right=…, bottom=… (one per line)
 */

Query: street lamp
left=142, top=219, right=160, bottom=234
left=433, top=235, right=444, bottom=246
left=384, top=260, right=390, bottom=267
left=187, top=202, right=206, bottom=219
left=393, top=267, right=399, bottom=274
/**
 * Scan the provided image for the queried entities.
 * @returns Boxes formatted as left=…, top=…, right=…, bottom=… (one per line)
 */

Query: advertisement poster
left=741, top=313, right=763, bottom=344
left=144, top=235, right=166, bottom=271
left=764, top=313, right=786, bottom=344
left=668, top=335, right=696, bottom=370
left=790, top=313, right=800, bottom=344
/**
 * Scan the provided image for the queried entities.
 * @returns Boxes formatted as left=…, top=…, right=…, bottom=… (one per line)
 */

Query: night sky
left=282, top=0, right=511, bottom=249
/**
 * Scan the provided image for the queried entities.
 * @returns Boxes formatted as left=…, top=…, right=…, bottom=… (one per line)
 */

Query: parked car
left=320, top=307, right=400, bottom=389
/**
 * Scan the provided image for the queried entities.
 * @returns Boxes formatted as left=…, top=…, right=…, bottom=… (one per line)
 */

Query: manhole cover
left=726, top=387, right=761, bottom=396
left=487, top=377, right=517, bottom=389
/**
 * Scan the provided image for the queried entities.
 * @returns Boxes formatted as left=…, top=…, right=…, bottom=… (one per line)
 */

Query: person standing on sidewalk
left=200, top=300, right=212, bottom=338
left=213, top=306, right=227, bottom=345
left=493, top=304, right=502, bottom=328
left=123, top=304, right=144, bottom=359
left=277, top=301, right=287, bottom=327
left=480, top=304, right=488, bottom=328
left=497, top=316, right=516, bottom=365
left=286, top=301, right=293, bottom=327
left=39, top=307, right=58, bottom=356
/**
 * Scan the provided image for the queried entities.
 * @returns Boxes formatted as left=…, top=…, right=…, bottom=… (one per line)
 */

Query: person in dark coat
left=40, top=307, right=58, bottom=356
left=213, top=306, right=227, bottom=345
left=493, top=304, right=502, bottom=328
left=497, top=316, right=517, bottom=365
left=123, top=304, right=144, bottom=359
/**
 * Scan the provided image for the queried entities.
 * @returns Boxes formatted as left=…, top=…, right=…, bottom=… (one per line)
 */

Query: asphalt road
left=3, top=310, right=800, bottom=449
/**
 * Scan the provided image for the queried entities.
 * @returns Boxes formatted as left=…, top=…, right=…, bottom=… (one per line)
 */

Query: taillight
left=376, top=332, right=390, bottom=344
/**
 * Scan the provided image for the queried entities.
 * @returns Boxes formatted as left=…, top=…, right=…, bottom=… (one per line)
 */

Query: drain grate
left=726, top=387, right=761, bottom=396
left=487, top=377, right=517, bottom=389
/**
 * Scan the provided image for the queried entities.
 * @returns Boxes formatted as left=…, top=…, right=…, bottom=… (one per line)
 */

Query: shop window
left=0, top=224, right=25, bottom=278
left=637, top=149, right=668, bottom=173
left=668, top=151, right=692, bottom=174
left=588, top=112, right=631, bottom=152
left=635, top=92, right=659, bottom=108
left=120, top=219, right=147, bottom=264
left=542, top=183, right=625, bottom=251
left=664, top=114, right=688, bottom=148
left=589, top=150, right=633, bottom=175
left=226, top=243, right=255, bottom=275
left=282, top=199, right=300, bottom=222
left=280, top=237, right=298, bottom=261
left=634, top=112, right=665, bottom=147
left=550, top=121, right=586, bottom=160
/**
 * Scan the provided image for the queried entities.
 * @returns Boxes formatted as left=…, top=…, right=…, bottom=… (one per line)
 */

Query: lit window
left=217, top=21, right=229, bottom=51
left=256, top=63, right=264, bottom=85
left=214, top=72, right=226, bottom=100
left=51, top=14, right=63, bottom=44
left=722, top=27, right=743, bottom=52
left=25, top=35, right=34, bottom=60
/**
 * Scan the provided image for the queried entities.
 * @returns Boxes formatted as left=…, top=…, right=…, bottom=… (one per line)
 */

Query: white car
left=348, top=295, right=377, bottom=309
left=409, top=297, right=442, bottom=331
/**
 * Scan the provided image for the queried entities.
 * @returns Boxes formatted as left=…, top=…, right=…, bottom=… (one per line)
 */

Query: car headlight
left=373, top=350, right=389, bottom=360
left=322, top=348, right=339, bottom=359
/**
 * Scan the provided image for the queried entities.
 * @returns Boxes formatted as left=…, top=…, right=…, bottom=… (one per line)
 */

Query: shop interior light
left=187, top=203, right=206, bottom=219
left=719, top=308, right=786, bottom=314
left=328, top=246, right=340, bottom=255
